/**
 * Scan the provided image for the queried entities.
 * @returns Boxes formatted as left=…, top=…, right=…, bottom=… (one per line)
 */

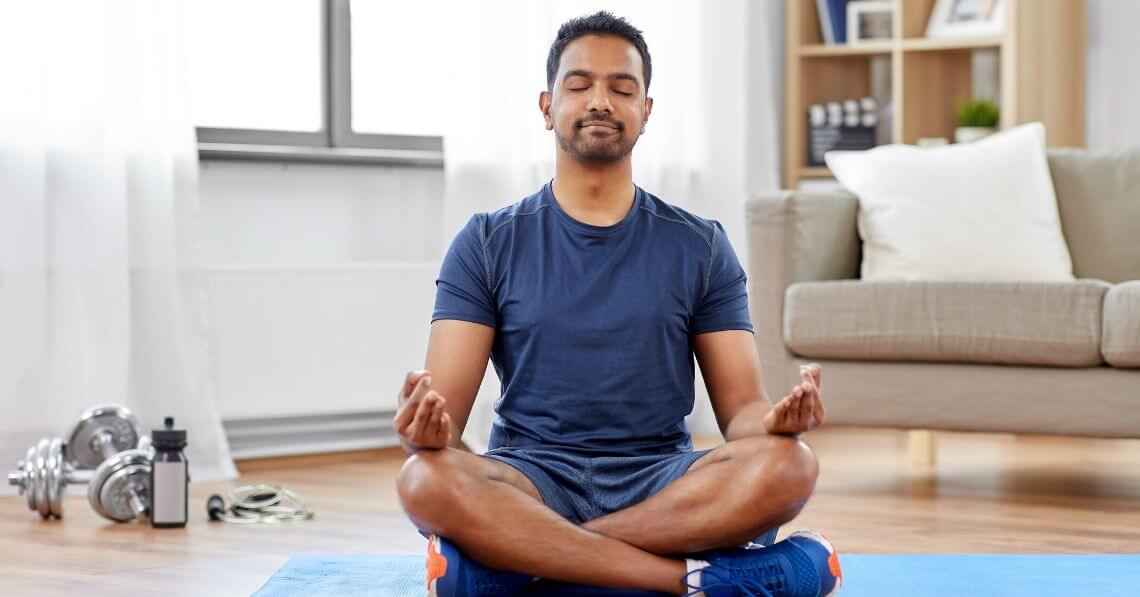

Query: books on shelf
left=815, top=0, right=851, bottom=44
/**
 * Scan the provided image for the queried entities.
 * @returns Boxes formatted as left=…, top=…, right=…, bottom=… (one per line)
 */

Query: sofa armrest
left=744, top=190, right=860, bottom=390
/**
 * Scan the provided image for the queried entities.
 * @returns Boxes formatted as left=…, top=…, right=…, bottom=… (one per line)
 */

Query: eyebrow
left=561, top=69, right=641, bottom=88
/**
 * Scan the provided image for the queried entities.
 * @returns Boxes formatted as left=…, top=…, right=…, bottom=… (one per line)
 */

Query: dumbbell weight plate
left=88, top=449, right=151, bottom=522
left=22, top=438, right=66, bottom=519
left=31, top=440, right=47, bottom=516
left=43, top=437, right=64, bottom=518
left=66, top=404, right=139, bottom=469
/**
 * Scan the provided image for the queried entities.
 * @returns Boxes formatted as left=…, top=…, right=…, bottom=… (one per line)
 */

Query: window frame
left=196, top=0, right=443, bottom=167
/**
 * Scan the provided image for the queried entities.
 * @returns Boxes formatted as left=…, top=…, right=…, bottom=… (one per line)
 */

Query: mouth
left=580, top=122, right=619, bottom=134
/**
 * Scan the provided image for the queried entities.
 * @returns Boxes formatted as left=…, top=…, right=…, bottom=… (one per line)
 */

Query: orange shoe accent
left=828, top=550, right=843, bottom=579
left=426, top=534, right=448, bottom=590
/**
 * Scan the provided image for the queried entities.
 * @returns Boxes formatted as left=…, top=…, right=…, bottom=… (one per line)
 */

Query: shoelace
left=681, top=558, right=786, bottom=597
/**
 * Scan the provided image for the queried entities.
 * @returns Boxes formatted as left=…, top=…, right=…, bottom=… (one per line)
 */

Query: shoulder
left=477, top=188, right=550, bottom=245
left=637, top=189, right=721, bottom=252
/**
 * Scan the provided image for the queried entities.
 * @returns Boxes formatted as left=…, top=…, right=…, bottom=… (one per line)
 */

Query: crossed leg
left=396, top=433, right=818, bottom=593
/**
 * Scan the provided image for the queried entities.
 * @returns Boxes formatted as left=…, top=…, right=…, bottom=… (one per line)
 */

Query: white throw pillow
left=824, top=122, right=1074, bottom=281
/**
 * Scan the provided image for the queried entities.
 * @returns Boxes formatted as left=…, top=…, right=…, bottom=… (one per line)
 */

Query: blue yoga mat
left=253, top=553, right=1140, bottom=596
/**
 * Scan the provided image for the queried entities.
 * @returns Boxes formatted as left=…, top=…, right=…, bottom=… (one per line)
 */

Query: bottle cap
left=152, top=416, right=187, bottom=449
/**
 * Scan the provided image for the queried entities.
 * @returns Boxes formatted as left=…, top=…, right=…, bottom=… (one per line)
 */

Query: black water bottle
left=150, top=417, right=188, bottom=528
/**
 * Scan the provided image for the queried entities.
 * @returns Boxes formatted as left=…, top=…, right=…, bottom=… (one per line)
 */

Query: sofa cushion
left=823, top=123, right=1074, bottom=282
left=784, top=280, right=1110, bottom=367
left=1103, top=281, right=1140, bottom=368
left=1048, top=148, right=1140, bottom=283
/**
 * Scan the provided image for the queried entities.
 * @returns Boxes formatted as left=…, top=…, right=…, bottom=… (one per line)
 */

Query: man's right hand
left=394, top=370, right=452, bottom=452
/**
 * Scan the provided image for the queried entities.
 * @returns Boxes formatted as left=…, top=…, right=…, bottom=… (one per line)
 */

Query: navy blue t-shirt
left=432, top=181, right=752, bottom=456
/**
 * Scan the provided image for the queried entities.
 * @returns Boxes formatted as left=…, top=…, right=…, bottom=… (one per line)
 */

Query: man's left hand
left=762, top=363, right=826, bottom=436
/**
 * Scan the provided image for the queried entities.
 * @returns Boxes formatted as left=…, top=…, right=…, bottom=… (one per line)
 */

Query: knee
left=396, top=449, right=464, bottom=524
left=737, top=435, right=819, bottom=506
left=776, top=437, right=819, bottom=501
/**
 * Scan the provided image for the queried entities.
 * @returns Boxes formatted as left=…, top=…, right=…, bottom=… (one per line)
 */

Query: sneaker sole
left=790, top=530, right=842, bottom=597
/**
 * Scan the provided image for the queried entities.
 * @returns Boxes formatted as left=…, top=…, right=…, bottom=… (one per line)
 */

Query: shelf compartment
left=899, top=50, right=976, bottom=144
left=901, top=36, right=1003, bottom=52
left=799, top=42, right=894, bottom=57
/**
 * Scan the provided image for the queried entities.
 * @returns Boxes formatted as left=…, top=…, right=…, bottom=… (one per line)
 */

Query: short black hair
left=546, top=11, right=652, bottom=93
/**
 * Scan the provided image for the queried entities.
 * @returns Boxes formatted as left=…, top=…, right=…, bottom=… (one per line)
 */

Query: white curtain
left=444, top=0, right=785, bottom=450
left=0, top=0, right=236, bottom=489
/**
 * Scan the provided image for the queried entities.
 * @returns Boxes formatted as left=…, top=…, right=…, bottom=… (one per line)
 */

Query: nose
left=586, top=83, right=614, bottom=114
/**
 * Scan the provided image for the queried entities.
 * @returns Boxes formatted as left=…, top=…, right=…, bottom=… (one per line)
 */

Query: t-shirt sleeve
left=432, top=214, right=496, bottom=328
left=690, top=221, right=754, bottom=335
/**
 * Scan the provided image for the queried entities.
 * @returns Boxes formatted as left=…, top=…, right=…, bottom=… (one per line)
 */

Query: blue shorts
left=482, top=447, right=710, bottom=525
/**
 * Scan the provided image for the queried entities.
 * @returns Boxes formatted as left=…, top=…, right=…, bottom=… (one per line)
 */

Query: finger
left=782, top=392, right=799, bottom=426
left=811, top=389, right=826, bottom=427
left=423, top=396, right=444, bottom=437
left=393, top=392, right=422, bottom=431
left=806, top=363, right=822, bottom=391
left=799, top=367, right=818, bottom=392
left=776, top=394, right=793, bottom=419
left=435, top=412, right=452, bottom=445
left=790, top=387, right=805, bottom=427
left=405, top=392, right=436, bottom=439
left=401, top=394, right=431, bottom=439
left=396, top=376, right=432, bottom=428
left=799, top=371, right=816, bottom=399
left=401, top=370, right=432, bottom=400
left=802, top=386, right=815, bottom=430
left=410, top=375, right=433, bottom=403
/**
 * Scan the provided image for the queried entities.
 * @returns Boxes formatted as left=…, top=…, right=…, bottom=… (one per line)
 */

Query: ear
left=640, top=96, right=653, bottom=134
left=539, top=91, right=553, bottom=130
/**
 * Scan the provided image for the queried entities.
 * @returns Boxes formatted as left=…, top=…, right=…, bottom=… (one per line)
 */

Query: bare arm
left=394, top=319, right=494, bottom=454
left=693, top=330, right=825, bottom=443
left=693, top=330, right=773, bottom=443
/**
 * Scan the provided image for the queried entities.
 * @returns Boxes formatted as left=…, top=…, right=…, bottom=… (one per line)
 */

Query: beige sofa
left=745, top=148, right=1140, bottom=443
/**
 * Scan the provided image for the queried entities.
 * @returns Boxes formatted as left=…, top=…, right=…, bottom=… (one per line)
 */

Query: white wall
left=1086, top=0, right=1140, bottom=151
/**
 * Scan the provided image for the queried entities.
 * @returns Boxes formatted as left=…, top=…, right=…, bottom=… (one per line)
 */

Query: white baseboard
left=223, top=410, right=400, bottom=460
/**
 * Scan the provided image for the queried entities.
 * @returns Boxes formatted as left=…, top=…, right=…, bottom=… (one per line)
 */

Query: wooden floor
left=3, top=426, right=1139, bottom=596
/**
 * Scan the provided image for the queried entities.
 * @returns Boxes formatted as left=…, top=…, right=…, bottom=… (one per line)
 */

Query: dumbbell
left=6, top=439, right=151, bottom=522
left=87, top=448, right=151, bottom=522
left=66, top=404, right=142, bottom=470
left=7, top=404, right=144, bottom=519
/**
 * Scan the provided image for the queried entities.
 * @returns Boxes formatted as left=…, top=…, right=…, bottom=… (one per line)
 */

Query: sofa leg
left=909, top=430, right=937, bottom=468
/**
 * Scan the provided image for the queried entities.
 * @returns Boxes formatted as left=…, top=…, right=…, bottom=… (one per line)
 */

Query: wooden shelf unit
left=783, top=0, right=1087, bottom=189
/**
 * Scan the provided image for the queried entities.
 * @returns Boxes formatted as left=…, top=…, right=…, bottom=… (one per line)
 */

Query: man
left=394, top=12, right=841, bottom=597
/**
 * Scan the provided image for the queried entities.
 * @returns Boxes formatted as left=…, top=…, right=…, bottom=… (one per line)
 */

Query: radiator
left=206, top=263, right=443, bottom=456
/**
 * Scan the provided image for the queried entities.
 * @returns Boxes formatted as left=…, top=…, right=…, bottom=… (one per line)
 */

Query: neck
left=551, top=151, right=636, bottom=226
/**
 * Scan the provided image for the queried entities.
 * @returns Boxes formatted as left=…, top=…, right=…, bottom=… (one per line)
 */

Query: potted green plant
left=954, top=99, right=999, bottom=143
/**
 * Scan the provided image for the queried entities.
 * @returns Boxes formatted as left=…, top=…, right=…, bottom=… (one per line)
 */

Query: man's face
left=541, top=35, right=652, bottom=165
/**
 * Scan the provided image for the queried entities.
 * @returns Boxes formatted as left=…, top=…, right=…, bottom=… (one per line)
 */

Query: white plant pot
left=954, top=126, right=996, bottom=143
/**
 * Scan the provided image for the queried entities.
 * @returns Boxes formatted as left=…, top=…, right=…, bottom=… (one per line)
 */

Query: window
left=350, top=0, right=447, bottom=137
left=185, top=0, right=443, bottom=166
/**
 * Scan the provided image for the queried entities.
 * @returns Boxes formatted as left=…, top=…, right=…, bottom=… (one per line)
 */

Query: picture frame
left=925, top=0, right=1005, bottom=39
left=847, top=1, right=894, bottom=45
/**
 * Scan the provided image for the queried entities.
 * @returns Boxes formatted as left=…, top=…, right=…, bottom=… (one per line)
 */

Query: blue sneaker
left=426, top=533, right=535, bottom=596
left=683, top=530, right=842, bottom=597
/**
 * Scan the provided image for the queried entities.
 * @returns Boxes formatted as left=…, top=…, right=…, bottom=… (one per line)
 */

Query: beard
left=555, top=119, right=638, bottom=164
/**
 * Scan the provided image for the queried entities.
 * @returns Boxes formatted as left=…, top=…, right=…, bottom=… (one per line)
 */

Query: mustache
left=576, top=116, right=622, bottom=129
